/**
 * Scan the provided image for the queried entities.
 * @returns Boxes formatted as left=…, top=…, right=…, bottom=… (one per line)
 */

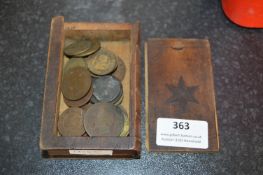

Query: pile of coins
left=58, top=38, right=128, bottom=137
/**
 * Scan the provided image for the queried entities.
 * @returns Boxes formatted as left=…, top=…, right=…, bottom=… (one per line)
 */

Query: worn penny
left=64, top=38, right=75, bottom=49
left=83, top=103, right=124, bottom=136
left=64, top=58, right=86, bottom=73
left=64, top=40, right=92, bottom=56
left=112, top=57, right=126, bottom=81
left=58, top=107, right=85, bottom=136
left=76, top=39, right=100, bottom=57
left=87, top=48, right=117, bottom=75
left=61, top=67, right=92, bottom=100
left=92, top=75, right=122, bottom=103
left=91, top=88, right=123, bottom=104
left=64, top=87, right=93, bottom=107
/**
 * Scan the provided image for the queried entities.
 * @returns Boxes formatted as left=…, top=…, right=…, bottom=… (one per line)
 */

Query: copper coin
left=83, top=103, right=124, bottom=136
left=87, top=48, right=117, bottom=75
left=61, top=67, right=92, bottom=100
left=92, top=75, right=122, bottom=103
left=112, top=57, right=126, bottom=81
left=64, top=38, right=75, bottom=49
left=64, top=40, right=92, bottom=56
left=58, top=107, right=85, bottom=136
left=76, top=39, right=101, bottom=57
left=63, top=87, right=93, bottom=107
left=91, top=84, right=123, bottom=104
left=64, top=58, right=86, bottom=73
left=117, top=106, right=129, bottom=136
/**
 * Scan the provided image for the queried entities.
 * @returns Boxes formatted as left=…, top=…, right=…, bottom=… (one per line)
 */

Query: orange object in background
left=222, top=0, right=263, bottom=28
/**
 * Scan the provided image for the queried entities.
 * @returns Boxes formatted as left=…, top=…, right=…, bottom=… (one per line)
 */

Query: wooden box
left=145, top=39, right=219, bottom=152
left=40, top=16, right=141, bottom=158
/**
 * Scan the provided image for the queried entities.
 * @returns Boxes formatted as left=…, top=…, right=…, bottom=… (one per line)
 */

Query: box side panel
left=40, top=16, right=64, bottom=149
left=129, top=22, right=141, bottom=153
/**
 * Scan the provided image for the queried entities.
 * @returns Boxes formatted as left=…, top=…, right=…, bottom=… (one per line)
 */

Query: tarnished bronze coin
left=63, top=87, right=93, bottom=107
left=64, top=58, right=86, bottom=73
left=64, top=38, right=75, bottom=49
left=61, top=67, right=92, bottom=100
left=92, top=76, right=122, bottom=103
left=91, top=88, right=122, bottom=104
left=76, top=39, right=100, bottom=57
left=58, top=107, right=85, bottom=136
left=64, top=40, right=91, bottom=56
left=83, top=103, right=124, bottom=136
left=87, top=48, right=117, bottom=75
left=117, top=106, right=129, bottom=136
left=113, top=57, right=126, bottom=81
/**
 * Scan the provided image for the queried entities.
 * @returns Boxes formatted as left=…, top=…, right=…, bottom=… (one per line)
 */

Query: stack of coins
left=57, top=38, right=128, bottom=137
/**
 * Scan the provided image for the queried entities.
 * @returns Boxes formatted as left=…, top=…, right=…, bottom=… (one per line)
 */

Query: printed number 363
left=173, top=122, right=190, bottom=130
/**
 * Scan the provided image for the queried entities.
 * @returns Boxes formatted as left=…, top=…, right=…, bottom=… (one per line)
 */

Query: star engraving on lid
left=166, top=76, right=199, bottom=113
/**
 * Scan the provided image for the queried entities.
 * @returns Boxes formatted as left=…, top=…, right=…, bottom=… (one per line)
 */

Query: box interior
left=56, top=24, right=132, bottom=137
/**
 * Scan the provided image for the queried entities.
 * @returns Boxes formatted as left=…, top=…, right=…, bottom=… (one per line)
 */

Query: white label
left=156, top=118, right=208, bottom=149
left=69, top=150, right=113, bottom=156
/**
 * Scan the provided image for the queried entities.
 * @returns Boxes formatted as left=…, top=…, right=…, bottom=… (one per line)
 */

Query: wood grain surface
left=40, top=16, right=141, bottom=158
left=145, top=38, right=219, bottom=152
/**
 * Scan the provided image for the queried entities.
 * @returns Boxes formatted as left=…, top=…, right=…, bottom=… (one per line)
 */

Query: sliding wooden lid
left=145, top=38, right=219, bottom=152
